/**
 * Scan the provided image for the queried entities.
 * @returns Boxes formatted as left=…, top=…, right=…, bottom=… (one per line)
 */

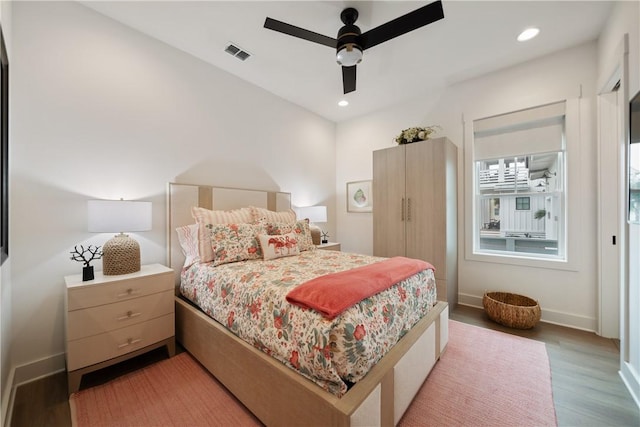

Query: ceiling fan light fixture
left=336, top=44, right=363, bottom=67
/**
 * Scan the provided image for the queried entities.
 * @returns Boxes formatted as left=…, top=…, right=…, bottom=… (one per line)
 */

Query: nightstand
left=65, top=263, right=175, bottom=394
left=317, top=242, right=341, bottom=251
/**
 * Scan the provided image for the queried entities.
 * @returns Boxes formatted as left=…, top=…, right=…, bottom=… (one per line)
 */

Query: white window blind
left=474, top=101, right=566, bottom=160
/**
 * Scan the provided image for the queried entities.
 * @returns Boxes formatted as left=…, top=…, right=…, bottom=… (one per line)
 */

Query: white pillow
left=175, top=224, right=200, bottom=268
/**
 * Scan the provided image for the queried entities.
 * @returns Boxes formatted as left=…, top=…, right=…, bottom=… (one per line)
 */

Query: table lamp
left=88, top=199, right=152, bottom=275
left=296, top=206, right=327, bottom=245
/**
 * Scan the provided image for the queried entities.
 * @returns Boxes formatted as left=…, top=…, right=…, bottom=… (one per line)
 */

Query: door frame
left=597, top=34, right=629, bottom=342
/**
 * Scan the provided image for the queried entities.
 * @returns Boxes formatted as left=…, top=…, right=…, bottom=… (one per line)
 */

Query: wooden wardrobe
left=373, top=137, right=458, bottom=306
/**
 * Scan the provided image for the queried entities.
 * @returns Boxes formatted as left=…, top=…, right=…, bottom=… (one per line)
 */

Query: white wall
left=9, top=1, right=335, bottom=380
left=335, top=88, right=447, bottom=255
left=336, top=42, right=599, bottom=330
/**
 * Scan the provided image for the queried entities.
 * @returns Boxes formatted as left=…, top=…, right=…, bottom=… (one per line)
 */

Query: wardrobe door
left=373, top=146, right=406, bottom=258
left=405, top=140, right=437, bottom=264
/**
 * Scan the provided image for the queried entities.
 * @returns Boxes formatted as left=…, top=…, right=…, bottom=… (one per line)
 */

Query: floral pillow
left=258, top=233, right=300, bottom=260
left=175, top=223, right=200, bottom=268
left=250, top=206, right=297, bottom=223
left=264, top=219, right=315, bottom=252
left=207, top=223, right=264, bottom=266
left=192, top=206, right=254, bottom=263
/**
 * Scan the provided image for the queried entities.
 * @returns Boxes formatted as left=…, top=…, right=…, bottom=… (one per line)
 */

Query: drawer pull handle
left=118, top=338, right=142, bottom=349
left=117, top=289, right=140, bottom=298
left=116, top=311, right=142, bottom=321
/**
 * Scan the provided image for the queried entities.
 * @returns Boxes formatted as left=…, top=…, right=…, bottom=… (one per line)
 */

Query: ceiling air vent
left=224, top=43, right=251, bottom=61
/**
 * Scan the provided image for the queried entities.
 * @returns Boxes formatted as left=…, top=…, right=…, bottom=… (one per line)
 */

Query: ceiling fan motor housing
left=336, top=9, right=363, bottom=66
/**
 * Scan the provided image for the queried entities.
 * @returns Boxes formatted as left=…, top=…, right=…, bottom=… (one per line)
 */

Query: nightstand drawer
left=317, top=242, right=341, bottom=251
left=67, top=290, right=174, bottom=340
left=66, top=313, right=174, bottom=371
left=67, top=271, right=173, bottom=311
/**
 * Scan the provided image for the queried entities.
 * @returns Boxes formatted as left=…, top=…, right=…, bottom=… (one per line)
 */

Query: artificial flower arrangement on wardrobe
left=394, top=125, right=440, bottom=144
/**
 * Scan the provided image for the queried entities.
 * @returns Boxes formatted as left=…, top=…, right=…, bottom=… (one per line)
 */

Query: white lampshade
left=296, top=206, right=327, bottom=223
left=88, top=200, right=152, bottom=233
left=87, top=199, right=152, bottom=276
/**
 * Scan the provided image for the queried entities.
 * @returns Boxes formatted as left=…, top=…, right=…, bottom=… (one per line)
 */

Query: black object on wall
left=629, top=90, right=640, bottom=224
left=1, top=25, right=8, bottom=265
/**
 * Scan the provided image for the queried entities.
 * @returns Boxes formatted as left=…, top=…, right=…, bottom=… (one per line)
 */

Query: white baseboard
left=457, top=292, right=597, bottom=332
left=2, top=352, right=65, bottom=427
left=620, top=362, right=640, bottom=410
left=12, top=352, right=65, bottom=387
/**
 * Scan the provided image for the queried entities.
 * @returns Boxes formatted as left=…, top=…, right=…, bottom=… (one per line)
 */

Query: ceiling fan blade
left=342, top=66, right=357, bottom=94
left=264, top=17, right=336, bottom=48
left=360, top=1, right=444, bottom=50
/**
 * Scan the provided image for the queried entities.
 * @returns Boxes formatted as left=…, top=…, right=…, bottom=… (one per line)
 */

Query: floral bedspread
left=180, top=250, right=437, bottom=397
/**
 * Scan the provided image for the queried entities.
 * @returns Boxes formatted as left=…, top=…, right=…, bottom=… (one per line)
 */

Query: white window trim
left=464, top=98, right=582, bottom=271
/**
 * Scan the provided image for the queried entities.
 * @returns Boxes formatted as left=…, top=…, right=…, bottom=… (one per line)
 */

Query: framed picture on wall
left=346, top=180, right=372, bottom=213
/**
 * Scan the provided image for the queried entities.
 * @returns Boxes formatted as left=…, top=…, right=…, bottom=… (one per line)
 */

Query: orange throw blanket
left=286, top=256, right=434, bottom=320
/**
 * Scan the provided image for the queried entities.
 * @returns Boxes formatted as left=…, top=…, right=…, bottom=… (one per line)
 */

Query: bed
left=167, top=183, right=449, bottom=426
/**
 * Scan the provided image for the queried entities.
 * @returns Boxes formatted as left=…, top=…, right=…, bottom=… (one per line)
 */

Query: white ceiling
left=81, top=1, right=613, bottom=123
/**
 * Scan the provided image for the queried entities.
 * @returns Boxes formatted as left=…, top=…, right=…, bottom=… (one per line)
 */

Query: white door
left=597, top=90, right=622, bottom=338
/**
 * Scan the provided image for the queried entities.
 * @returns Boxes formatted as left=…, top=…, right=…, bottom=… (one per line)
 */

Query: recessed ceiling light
left=517, top=27, right=540, bottom=42
left=338, top=100, right=349, bottom=107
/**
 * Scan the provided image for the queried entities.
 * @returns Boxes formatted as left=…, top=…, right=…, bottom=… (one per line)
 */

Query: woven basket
left=482, top=291, right=541, bottom=329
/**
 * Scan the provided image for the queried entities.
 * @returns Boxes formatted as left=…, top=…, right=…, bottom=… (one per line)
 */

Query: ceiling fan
left=263, top=1, right=444, bottom=94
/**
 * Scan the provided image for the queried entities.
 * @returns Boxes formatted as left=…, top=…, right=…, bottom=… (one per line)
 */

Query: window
left=472, top=102, right=566, bottom=260
left=515, top=197, right=530, bottom=210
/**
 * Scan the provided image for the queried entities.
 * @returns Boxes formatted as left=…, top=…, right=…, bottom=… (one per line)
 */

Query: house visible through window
left=473, top=101, right=566, bottom=260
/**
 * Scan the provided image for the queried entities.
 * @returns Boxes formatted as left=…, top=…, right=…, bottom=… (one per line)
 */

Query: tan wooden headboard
left=166, top=182, right=291, bottom=283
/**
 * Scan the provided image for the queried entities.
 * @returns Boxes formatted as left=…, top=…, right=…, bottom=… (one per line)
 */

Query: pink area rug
left=399, top=320, right=557, bottom=426
left=69, top=352, right=261, bottom=427
left=70, top=320, right=557, bottom=426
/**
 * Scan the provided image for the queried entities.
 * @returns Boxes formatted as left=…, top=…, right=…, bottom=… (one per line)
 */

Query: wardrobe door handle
left=401, top=198, right=405, bottom=221
left=407, top=198, right=412, bottom=221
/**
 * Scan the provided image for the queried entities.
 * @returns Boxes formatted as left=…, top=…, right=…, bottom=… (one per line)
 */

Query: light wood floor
left=10, top=305, right=640, bottom=427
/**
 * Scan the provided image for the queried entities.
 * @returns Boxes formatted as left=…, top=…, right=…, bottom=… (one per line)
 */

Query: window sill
left=466, top=250, right=578, bottom=272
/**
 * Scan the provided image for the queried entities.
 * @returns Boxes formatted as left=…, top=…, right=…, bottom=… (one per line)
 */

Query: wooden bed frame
left=167, top=183, right=449, bottom=426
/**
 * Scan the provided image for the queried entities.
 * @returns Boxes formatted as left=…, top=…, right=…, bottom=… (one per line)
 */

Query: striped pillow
left=250, top=206, right=296, bottom=223
left=191, top=206, right=253, bottom=263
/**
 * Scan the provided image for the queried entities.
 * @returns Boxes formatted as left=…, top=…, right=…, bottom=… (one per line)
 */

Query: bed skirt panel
left=176, top=296, right=449, bottom=426
left=393, top=321, right=436, bottom=425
